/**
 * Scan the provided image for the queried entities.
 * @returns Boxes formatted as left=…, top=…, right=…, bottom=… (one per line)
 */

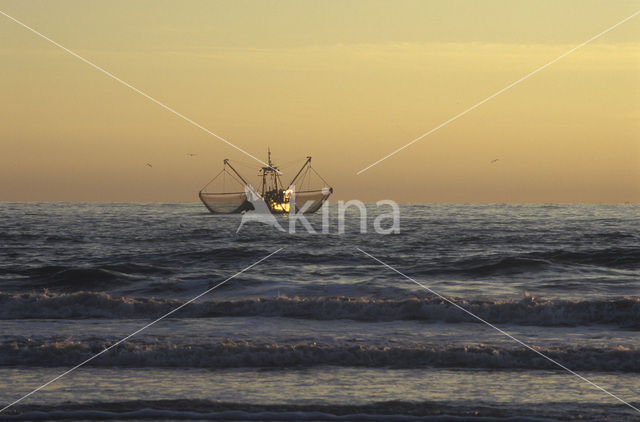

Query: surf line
left=0, top=248, right=284, bottom=414
left=358, top=248, right=640, bottom=416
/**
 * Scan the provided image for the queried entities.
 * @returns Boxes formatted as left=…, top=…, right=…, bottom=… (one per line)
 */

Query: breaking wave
left=1, top=292, right=639, bottom=327
left=2, top=339, right=639, bottom=371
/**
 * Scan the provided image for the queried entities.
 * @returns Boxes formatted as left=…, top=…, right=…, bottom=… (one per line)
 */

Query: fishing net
left=288, top=164, right=333, bottom=214
left=292, top=188, right=332, bottom=213
left=198, top=168, right=251, bottom=214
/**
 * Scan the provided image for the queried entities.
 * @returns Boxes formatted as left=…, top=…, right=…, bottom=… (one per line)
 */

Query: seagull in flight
left=491, top=158, right=499, bottom=163
left=146, top=163, right=153, bottom=168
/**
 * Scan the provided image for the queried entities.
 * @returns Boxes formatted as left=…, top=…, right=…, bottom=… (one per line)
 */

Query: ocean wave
left=2, top=246, right=637, bottom=296
left=0, top=267, right=135, bottom=292
left=441, top=256, right=552, bottom=277
left=1, top=398, right=609, bottom=421
left=410, top=247, right=640, bottom=277
left=536, top=247, right=640, bottom=269
left=0, top=246, right=279, bottom=292
left=170, top=246, right=275, bottom=262
left=2, top=339, right=639, bottom=371
left=0, top=292, right=638, bottom=326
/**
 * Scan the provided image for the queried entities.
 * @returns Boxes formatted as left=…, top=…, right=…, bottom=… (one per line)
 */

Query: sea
left=0, top=202, right=638, bottom=421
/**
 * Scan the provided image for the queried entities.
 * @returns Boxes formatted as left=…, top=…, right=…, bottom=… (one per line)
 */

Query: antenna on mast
left=268, top=147, right=272, bottom=167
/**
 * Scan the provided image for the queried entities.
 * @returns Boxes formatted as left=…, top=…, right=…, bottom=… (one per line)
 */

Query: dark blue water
left=0, top=202, right=638, bottom=421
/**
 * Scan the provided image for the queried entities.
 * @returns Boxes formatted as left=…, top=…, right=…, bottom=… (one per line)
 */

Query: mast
left=261, top=147, right=281, bottom=195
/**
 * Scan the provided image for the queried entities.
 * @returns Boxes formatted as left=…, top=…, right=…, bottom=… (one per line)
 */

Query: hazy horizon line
left=1, top=200, right=637, bottom=205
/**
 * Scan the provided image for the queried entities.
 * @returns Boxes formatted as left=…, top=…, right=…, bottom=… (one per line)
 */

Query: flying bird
left=146, top=163, right=153, bottom=168
left=187, top=153, right=198, bottom=157
left=491, top=159, right=499, bottom=163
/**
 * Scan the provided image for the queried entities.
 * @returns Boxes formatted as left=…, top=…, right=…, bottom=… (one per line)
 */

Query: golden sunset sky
left=1, top=0, right=638, bottom=202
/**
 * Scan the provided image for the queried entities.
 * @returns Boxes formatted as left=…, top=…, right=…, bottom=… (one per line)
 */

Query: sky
left=0, top=0, right=639, bottom=203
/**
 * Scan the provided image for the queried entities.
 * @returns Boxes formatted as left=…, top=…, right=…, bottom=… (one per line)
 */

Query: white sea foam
left=0, top=291, right=638, bottom=326
left=1, top=338, right=638, bottom=371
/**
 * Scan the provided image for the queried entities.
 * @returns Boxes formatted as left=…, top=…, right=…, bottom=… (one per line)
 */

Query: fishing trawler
left=199, top=150, right=333, bottom=214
